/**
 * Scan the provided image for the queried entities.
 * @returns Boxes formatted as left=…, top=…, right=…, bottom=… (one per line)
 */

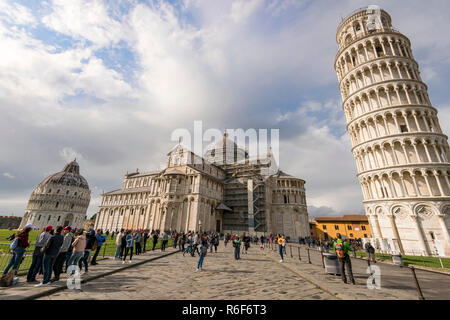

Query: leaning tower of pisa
left=335, top=6, right=450, bottom=256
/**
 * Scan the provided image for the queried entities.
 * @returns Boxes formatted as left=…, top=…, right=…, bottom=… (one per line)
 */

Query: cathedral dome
left=39, top=160, right=89, bottom=190
left=204, top=131, right=247, bottom=165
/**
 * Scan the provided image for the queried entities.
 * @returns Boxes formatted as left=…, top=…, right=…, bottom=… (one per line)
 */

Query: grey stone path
left=0, top=248, right=176, bottom=300
left=37, top=244, right=336, bottom=300
left=3, top=242, right=448, bottom=300
left=263, top=243, right=450, bottom=300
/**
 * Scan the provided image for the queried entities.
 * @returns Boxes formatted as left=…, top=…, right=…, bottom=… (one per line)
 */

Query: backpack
left=9, top=238, right=19, bottom=250
left=335, top=242, right=345, bottom=259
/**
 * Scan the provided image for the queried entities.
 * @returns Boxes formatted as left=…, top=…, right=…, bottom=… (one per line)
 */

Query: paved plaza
left=1, top=242, right=449, bottom=300
left=34, top=243, right=450, bottom=300
left=36, top=245, right=336, bottom=300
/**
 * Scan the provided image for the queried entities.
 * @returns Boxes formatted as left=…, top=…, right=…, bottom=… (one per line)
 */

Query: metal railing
left=264, top=242, right=449, bottom=300
left=0, top=244, right=36, bottom=275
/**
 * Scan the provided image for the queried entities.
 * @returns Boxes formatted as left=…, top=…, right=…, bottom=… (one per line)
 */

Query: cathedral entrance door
left=216, top=219, right=221, bottom=233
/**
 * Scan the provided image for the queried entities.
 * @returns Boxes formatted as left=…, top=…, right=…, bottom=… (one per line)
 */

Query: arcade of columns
left=335, top=8, right=450, bottom=255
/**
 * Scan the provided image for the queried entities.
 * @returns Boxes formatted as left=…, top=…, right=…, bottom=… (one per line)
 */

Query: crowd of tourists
left=1, top=225, right=166, bottom=287
left=3, top=224, right=378, bottom=288
left=1, top=224, right=110, bottom=286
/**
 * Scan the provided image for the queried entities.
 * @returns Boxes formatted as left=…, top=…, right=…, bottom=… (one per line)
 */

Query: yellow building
left=309, top=215, right=371, bottom=240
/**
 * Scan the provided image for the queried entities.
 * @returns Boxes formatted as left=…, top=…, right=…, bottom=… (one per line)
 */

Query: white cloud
left=0, top=0, right=37, bottom=26
left=230, top=0, right=263, bottom=24
left=59, top=147, right=83, bottom=163
left=42, top=0, right=126, bottom=48
left=3, top=172, right=15, bottom=179
left=1, top=0, right=450, bottom=219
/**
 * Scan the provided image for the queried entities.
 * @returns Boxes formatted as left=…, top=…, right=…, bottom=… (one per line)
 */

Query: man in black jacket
left=36, top=226, right=64, bottom=286
left=152, top=232, right=159, bottom=251
left=79, top=230, right=96, bottom=274
left=143, top=231, right=149, bottom=253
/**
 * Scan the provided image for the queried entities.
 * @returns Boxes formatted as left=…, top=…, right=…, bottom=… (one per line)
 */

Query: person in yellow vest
left=278, top=234, right=286, bottom=263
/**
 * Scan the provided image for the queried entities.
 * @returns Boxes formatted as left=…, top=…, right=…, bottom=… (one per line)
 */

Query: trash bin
left=392, top=254, right=403, bottom=266
left=323, top=253, right=341, bottom=275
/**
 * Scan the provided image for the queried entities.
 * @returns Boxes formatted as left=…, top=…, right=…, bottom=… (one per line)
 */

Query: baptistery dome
left=19, top=160, right=91, bottom=230
left=39, top=160, right=89, bottom=189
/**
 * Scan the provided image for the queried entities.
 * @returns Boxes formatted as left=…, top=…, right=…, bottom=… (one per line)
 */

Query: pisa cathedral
left=94, top=132, right=310, bottom=239
left=336, top=7, right=450, bottom=256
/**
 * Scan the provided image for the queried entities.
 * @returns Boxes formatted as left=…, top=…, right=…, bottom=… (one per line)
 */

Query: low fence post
left=297, top=246, right=301, bottom=261
left=103, top=244, right=106, bottom=258
left=307, top=248, right=311, bottom=264
left=290, top=245, right=293, bottom=258
left=409, top=266, right=425, bottom=300
left=321, top=251, right=325, bottom=268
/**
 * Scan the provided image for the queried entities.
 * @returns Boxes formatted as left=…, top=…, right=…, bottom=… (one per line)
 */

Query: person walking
left=114, top=229, right=124, bottom=260
left=67, top=229, right=86, bottom=274
left=152, top=232, right=159, bottom=251
left=233, top=235, right=242, bottom=260
left=278, top=234, right=286, bottom=263
left=52, top=226, right=72, bottom=282
left=197, top=240, right=207, bottom=272
left=161, top=232, right=169, bottom=251
left=36, top=226, right=64, bottom=287
left=139, top=231, right=145, bottom=254
left=79, top=229, right=96, bottom=275
left=27, top=225, right=52, bottom=283
left=180, top=232, right=186, bottom=252
left=143, top=231, right=149, bottom=253
left=3, top=225, right=32, bottom=276
left=91, top=230, right=106, bottom=265
left=208, top=234, right=214, bottom=253
left=333, top=234, right=356, bottom=285
left=135, top=231, right=142, bottom=255
left=63, top=229, right=75, bottom=273
left=243, top=234, right=250, bottom=255
left=213, top=233, right=219, bottom=253
left=173, top=231, right=179, bottom=249
left=123, top=230, right=135, bottom=264
left=224, top=234, right=229, bottom=247
left=193, top=231, right=199, bottom=256
left=365, top=241, right=376, bottom=263
left=183, top=233, right=193, bottom=257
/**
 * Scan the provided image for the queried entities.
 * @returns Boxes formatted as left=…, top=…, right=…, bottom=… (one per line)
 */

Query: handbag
left=0, top=269, right=15, bottom=287
left=9, top=238, right=19, bottom=250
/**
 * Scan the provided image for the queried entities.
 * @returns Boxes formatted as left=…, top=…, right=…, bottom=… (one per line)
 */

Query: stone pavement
left=0, top=248, right=178, bottom=300
left=262, top=243, right=450, bottom=300
left=4, top=242, right=449, bottom=300
left=36, top=243, right=337, bottom=300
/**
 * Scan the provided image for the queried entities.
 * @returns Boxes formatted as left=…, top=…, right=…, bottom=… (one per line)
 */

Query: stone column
left=388, top=214, right=405, bottom=254
left=400, top=176, right=408, bottom=197
left=423, top=140, right=432, bottom=163
left=411, top=214, right=431, bottom=255
left=434, top=171, right=445, bottom=196
left=436, top=214, right=450, bottom=243
left=424, top=173, right=434, bottom=196
left=373, top=214, right=386, bottom=250
left=412, top=174, right=422, bottom=197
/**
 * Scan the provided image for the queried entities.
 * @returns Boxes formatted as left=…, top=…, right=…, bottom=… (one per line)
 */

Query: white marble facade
left=19, top=161, right=91, bottom=230
left=95, top=134, right=310, bottom=239
left=335, top=7, right=450, bottom=256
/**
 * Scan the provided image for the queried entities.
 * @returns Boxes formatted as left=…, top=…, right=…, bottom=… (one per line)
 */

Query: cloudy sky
left=1, top=0, right=450, bottom=219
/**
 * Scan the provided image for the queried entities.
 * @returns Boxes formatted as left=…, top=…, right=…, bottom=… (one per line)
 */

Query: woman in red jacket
left=3, top=224, right=33, bottom=275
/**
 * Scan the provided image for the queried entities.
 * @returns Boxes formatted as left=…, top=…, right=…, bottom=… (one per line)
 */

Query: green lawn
left=0, top=229, right=173, bottom=275
left=355, top=250, right=450, bottom=269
